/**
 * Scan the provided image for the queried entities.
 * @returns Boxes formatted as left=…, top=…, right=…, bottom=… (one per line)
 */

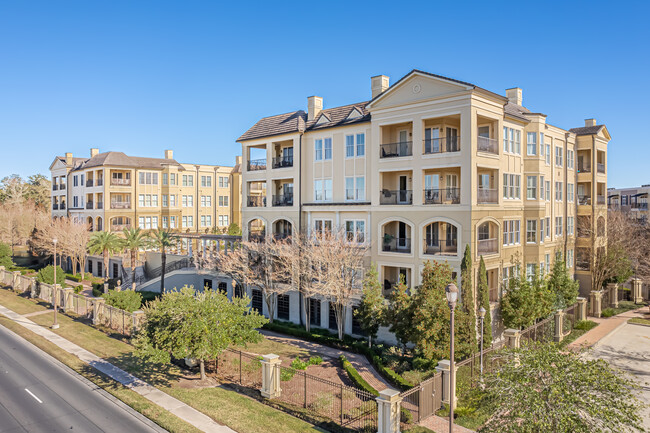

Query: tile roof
left=70, top=152, right=184, bottom=172
left=237, top=102, right=370, bottom=142
left=569, top=125, right=605, bottom=136
left=504, top=102, right=532, bottom=121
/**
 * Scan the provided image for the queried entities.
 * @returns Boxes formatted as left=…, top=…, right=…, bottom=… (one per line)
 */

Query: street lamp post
left=445, top=283, right=458, bottom=433
left=52, top=238, right=59, bottom=329
left=478, top=306, right=486, bottom=378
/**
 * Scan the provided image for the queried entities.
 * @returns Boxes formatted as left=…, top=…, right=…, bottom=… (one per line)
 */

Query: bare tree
left=1, top=201, right=49, bottom=255
left=31, top=217, right=90, bottom=277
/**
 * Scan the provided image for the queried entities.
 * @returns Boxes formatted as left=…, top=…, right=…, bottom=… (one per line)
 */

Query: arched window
left=424, top=221, right=458, bottom=255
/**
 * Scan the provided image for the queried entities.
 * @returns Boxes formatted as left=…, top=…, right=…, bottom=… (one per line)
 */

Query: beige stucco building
left=607, top=184, right=649, bottom=223
left=49, top=149, right=242, bottom=234
left=238, top=70, right=609, bottom=335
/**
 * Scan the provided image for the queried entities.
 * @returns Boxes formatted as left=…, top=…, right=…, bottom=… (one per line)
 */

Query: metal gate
left=400, top=372, right=443, bottom=423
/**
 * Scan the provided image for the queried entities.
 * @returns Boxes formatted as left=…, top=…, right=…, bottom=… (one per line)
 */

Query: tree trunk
left=368, top=336, right=372, bottom=348
left=131, top=249, right=136, bottom=282
left=335, top=304, right=345, bottom=340
left=264, top=292, right=275, bottom=323
left=199, top=359, right=206, bottom=381
left=103, top=250, right=109, bottom=281
left=303, top=294, right=311, bottom=332
left=160, top=250, right=166, bottom=294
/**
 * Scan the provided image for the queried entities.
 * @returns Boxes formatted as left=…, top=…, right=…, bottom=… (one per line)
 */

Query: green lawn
left=561, top=320, right=599, bottom=346
left=601, top=301, right=646, bottom=318
left=0, top=289, right=325, bottom=432
left=0, top=287, right=49, bottom=315
left=628, top=317, right=650, bottom=326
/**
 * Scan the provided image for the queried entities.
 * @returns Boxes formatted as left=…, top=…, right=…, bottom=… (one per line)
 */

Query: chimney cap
left=585, top=118, right=597, bottom=127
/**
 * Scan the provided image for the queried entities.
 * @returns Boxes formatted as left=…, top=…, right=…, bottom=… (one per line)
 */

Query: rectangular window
left=515, top=130, right=521, bottom=154
left=344, top=220, right=365, bottom=243
left=503, top=220, right=520, bottom=246
left=182, top=175, right=188, bottom=187
left=324, top=179, right=332, bottom=201
left=277, top=295, right=290, bottom=320
left=356, top=177, right=365, bottom=201
left=527, top=132, right=537, bottom=155
left=313, top=219, right=332, bottom=236
left=163, top=173, right=168, bottom=185
left=162, top=194, right=168, bottom=207
left=526, top=220, right=537, bottom=243
left=152, top=195, right=158, bottom=206
left=146, top=173, right=152, bottom=185
left=568, top=217, right=574, bottom=235
left=201, top=175, right=212, bottom=187
left=139, top=172, right=145, bottom=185
left=345, top=177, right=354, bottom=201
left=315, top=139, right=323, bottom=161
left=152, top=216, right=158, bottom=229
left=139, top=194, right=145, bottom=207
left=539, top=133, right=544, bottom=156
left=324, top=138, right=332, bottom=160
left=567, top=150, right=574, bottom=169
left=545, top=181, right=551, bottom=201
left=503, top=127, right=508, bottom=152
left=545, top=144, right=551, bottom=165
left=555, top=182, right=563, bottom=201
left=73, top=176, right=78, bottom=187
left=139, top=216, right=145, bottom=229
left=526, top=264, right=536, bottom=281
left=162, top=216, right=168, bottom=228
left=555, top=146, right=563, bottom=166
left=503, top=173, right=508, bottom=198
left=188, top=175, right=193, bottom=186
left=170, top=195, right=176, bottom=207
left=314, top=180, right=323, bottom=201
left=356, top=133, right=365, bottom=156
left=219, top=176, right=229, bottom=188
left=567, top=249, right=574, bottom=268
left=345, top=135, right=354, bottom=158
left=556, top=216, right=563, bottom=237
left=540, top=219, right=545, bottom=244
left=540, top=176, right=545, bottom=200
left=170, top=216, right=176, bottom=228
left=546, top=217, right=551, bottom=238
left=527, top=176, right=537, bottom=199
left=546, top=253, right=551, bottom=275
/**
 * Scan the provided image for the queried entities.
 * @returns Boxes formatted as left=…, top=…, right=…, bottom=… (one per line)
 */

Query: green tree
left=476, top=256, right=492, bottom=347
left=0, top=242, right=13, bottom=268
left=386, top=274, right=413, bottom=353
left=548, top=252, right=579, bottom=309
left=227, top=223, right=242, bottom=236
left=411, top=261, right=454, bottom=361
left=355, top=264, right=385, bottom=347
left=25, top=174, right=51, bottom=210
left=87, top=231, right=123, bottom=281
left=149, top=229, right=178, bottom=294
left=120, top=227, right=150, bottom=286
left=459, top=245, right=478, bottom=354
left=104, top=290, right=143, bottom=312
left=36, top=265, right=65, bottom=286
left=501, top=268, right=554, bottom=329
left=133, top=286, right=268, bottom=380
left=479, top=344, right=646, bottom=433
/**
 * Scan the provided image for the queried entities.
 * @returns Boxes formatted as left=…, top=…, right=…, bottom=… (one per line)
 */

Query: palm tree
left=121, top=227, right=150, bottom=288
left=149, top=229, right=178, bottom=294
left=87, top=231, right=123, bottom=281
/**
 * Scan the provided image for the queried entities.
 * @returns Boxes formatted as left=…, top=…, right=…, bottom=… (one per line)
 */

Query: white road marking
left=25, top=388, right=43, bottom=403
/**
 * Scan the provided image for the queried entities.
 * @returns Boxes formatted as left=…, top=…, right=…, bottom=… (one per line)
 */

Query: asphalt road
left=0, top=323, right=167, bottom=433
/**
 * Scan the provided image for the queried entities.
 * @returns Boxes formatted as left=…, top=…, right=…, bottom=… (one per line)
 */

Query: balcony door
left=398, top=130, right=409, bottom=155
left=398, top=175, right=408, bottom=203
left=446, top=174, right=458, bottom=200
left=446, top=127, right=458, bottom=152
left=425, top=128, right=440, bottom=153
left=398, top=222, right=407, bottom=249
left=282, top=147, right=293, bottom=164
left=283, top=183, right=294, bottom=205
left=425, top=174, right=439, bottom=203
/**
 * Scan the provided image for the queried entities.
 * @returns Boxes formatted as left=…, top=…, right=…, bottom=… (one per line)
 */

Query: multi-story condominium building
left=238, top=70, right=610, bottom=336
left=607, top=184, right=649, bottom=223
left=49, top=149, right=241, bottom=234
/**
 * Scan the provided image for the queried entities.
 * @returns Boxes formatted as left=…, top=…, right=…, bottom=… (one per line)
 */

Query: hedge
left=263, top=320, right=413, bottom=390
left=66, top=274, right=83, bottom=283
left=339, top=355, right=379, bottom=396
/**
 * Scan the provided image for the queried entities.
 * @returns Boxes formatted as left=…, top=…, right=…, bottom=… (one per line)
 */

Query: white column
left=376, top=388, right=402, bottom=433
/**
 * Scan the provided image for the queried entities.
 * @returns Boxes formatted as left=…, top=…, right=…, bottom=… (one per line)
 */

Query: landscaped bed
left=601, top=301, right=646, bottom=317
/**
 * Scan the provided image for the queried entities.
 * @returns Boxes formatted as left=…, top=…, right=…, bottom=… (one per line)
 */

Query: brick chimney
left=307, top=96, right=323, bottom=121
left=65, top=152, right=73, bottom=165
left=506, top=87, right=523, bottom=106
left=164, top=150, right=173, bottom=159
left=585, top=118, right=597, bottom=127
left=371, top=75, right=390, bottom=99
left=235, top=155, right=242, bottom=165
left=90, top=148, right=99, bottom=158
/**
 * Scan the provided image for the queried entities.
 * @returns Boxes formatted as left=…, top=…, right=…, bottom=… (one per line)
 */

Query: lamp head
left=445, top=282, right=458, bottom=307
left=478, top=306, right=486, bottom=319
left=52, top=238, right=58, bottom=245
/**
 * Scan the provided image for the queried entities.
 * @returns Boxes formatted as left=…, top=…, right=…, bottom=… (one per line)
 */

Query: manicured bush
left=339, top=355, right=379, bottom=396
left=0, top=242, right=14, bottom=268
left=290, top=358, right=308, bottom=370
left=138, top=290, right=161, bottom=305
left=574, top=320, right=598, bottom=331
left=74, top=285, right=84, bottom=294
left=400, top=407, right=414, bottom=424
left=36, top=265, right=66, bottom=286
left=280, top=368, right=295, bottom=381
left=66, top=273, right=83, bottom=283
left=308, top=356, right=323, bottom=365
left=92, top=278, right=120, bottom=297
left=601, top=308, right=615, bottom=318
left=103, top=289, right=143, bottom=312
left=412, top=357, right=434, bottom=371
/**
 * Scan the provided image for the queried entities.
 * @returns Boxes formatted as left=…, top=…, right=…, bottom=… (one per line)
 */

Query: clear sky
left=0, top=0, right=648, bottom=188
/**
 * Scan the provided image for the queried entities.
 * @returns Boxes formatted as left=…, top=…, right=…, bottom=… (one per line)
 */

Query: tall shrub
left=355, top=264, right=385, bottom=347
left=386, top=274, right=413, bottom=352
left=476, top=256, right=492, bottom=347
left=459, top=245, right=478, bottom=354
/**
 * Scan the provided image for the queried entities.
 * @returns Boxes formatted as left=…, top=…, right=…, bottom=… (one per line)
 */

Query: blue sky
left=0, top=0, right=647, bottom=188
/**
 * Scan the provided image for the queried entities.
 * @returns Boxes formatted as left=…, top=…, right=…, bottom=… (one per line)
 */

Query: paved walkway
left=569, top=307, right=648, bottom=349
left=419, top=416, right=474, bottom=433
left=0, top=303, right=234, bottom=433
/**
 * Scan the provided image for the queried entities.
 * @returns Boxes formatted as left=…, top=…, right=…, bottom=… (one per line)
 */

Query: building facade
left=607, top=185, right=649, bottom=223
left=238, top=70, right=609, bottom=336
left=49, top=149, right=241, bottom=234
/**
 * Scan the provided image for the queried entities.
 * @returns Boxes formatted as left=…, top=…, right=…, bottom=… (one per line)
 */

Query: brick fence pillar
left=103, top=283, right=109, bottom=294
left=30, top=278, right=37, bottom=298
left=632, top=278, right=643, bottom=304
left=435, top=359, right=457, bottom=410
left=12, top=271, right=21, bottom=291
left=376, top=388, right=402, bottom=433
left=132, top=310, right=144, bottom=333
left=63, top=288, right=74, bottom=312
left=554, top=310, right=565, bottom=342
left=504, top=328, right=521, bottom=349
left=260, top=354, right=282, bottom=399
left=576, top=297, right=587, bottom=321
left=606, top=283, right=619, bottom=308
left=92, top=298, right=105, bottom=325
left=590, top=290, right=603, bottom=318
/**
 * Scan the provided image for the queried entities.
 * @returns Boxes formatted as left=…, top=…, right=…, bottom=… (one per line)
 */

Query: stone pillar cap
left=378, top=388, right=401, bottom=400
left=504, top=328, right=521, bottom=336
left=577, top=297, right=587, bottom=301
left=262, top=353, right=280, bottom=362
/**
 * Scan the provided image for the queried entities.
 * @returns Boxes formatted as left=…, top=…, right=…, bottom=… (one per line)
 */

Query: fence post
left=12, top=271, right=20, bottom=291
left=63, top=288, right=74, bottom=312
left=104, top=283, right=109, bottom=294
left=260, top=354, right=282, bottom=399
left=606, top=283, right=619, bottom=308
left=590, top=290, right=602, bottom=318
left=435, top=360, right=457, bottom=410
left=0, top=266, right=4, bottom=283
left=376, top=388, right=402, bottom=433
left=576, top=297, right=587, bottom=321
left=132, top=310, right=144, bottom=332
left=30, top=278, right=37, bottom=298
left=504, top=328, right=521, bottom=348
left=632, top=278, right=643, bottom=304
left=92, top=298, right=105, bottom=325
left=554, top=310, right=565, bottom=342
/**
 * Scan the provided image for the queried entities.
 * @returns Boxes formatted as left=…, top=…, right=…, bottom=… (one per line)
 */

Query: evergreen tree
left=502, top=267, right=554, bottom=329
left=477, top=256, right=492, bottom=347
left=548, top=252, right=580, bottom=309
left=386, top=274, right=413, bottom=353
left=459, top=245, right=478, bottom=354
left=355, top=264, right=386, bottom=347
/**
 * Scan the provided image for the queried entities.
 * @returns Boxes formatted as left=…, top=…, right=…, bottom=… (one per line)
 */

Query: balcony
left=86, top=180, right=94, bottom=187
left=578, top=164, right=591, bottom=173
left=380, top=190, right=412, bottom=205
left=247, top=159, right=267, bottom=171
left=249, top=233, right=265, bottom=242
left=111, top=178, right=131, bottom=186
left=97, top=202, right=103, bottom=210
left=576, top=260, right=590, bottom=271
left=578, top=195, right=591, bottom=206
left=97, top=178, right=103, bottom=186
left=52, top=184, right=58, bottom=191
left=86, top=201, right=94, bottom=209
left=632, top=202, right=649, bottom=210
left=272, top=232, right=291, bottom=242
left=477, top=137, right=498, bottom=155
left=597, top=163, right=605, bottom=174
left=380, top=142, right=412, bottom=158
left=272, top=193, right=293, bottom=207
left=111, top=224, right=131, bottom=232
left=52, top=204, right=59, bottom=210
left=382, top=237, right=411, bottom=254
left=60, top=203, right=66, bottom=210
left=111, top=201, right=131, bottom=209
left=248, top=195, right=266, bottom=207
left=477, top=188, right=498, bottom=204
left=597, top=195, right=606, bottom=205
left=477, top=238, right=498, bottom=255
left=424, top=188, right=460, bottom=205
left=423, top=136, right=460, bottom=155
left=272, top=156, right=293, bottom=169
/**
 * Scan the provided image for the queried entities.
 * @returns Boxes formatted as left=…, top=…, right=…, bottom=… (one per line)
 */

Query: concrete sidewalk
left=0, top=304, right=234, bottom=433
left=569, top=307, right=648, bottom=349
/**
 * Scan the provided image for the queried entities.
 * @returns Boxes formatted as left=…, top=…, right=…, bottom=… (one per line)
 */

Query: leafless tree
left=0, top=201, right=49, bottom=255
left=31, top=217, right=91, bottom=278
